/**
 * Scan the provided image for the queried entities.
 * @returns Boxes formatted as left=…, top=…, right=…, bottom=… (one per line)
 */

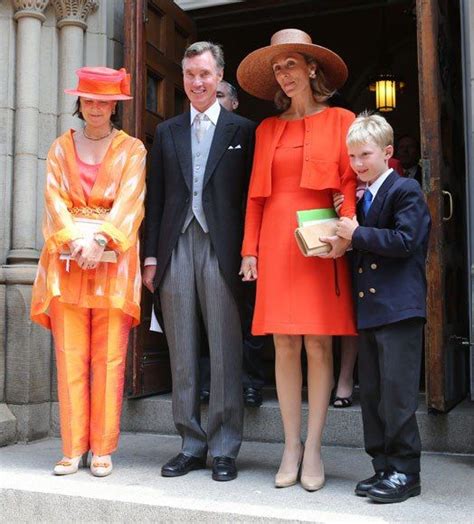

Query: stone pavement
left=0, top=434, right=473, bottom=523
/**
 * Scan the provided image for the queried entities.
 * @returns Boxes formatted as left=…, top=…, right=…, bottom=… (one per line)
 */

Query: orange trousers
left=50, top=299, right=132, bottom=457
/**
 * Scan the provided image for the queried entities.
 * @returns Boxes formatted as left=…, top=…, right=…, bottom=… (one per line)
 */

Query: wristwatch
left=93, top=234, right=107, bottom=248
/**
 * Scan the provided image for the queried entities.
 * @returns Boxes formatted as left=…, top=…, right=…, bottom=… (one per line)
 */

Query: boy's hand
left=333, top=192, right=344, bottom=216
left=318, top=235, right=351, bottom=258
left=336, top=216, right=359, bottom=241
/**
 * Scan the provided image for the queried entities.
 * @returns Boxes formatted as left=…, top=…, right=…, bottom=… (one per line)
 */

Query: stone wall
left=0, top=0, right=124, bottom=446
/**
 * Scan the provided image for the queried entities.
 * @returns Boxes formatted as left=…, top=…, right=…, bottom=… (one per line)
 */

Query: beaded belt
left=70, top=206, right=111, bottom=218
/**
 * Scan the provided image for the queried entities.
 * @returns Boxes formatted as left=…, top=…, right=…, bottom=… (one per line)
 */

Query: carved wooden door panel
left=417, top=0, right=469, bottom=412
left=123, top=0, right=196, bottom=397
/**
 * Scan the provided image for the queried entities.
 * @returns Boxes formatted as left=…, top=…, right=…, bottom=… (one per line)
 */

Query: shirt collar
left=190, top=99, right=221, bottom=126
left=367, top=168, right=393, bottom=199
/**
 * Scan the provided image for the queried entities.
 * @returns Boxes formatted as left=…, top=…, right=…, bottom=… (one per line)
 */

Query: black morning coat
left=144, top=107, right=257, bottom=301
left=351, top=170, right=432, bottom=330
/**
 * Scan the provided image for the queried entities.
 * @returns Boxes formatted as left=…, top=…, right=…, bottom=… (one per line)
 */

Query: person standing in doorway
left=238, top=29, right=357, bottom=491
left=396, top=134, right=422, bottom=185
left=143, top=43, right=256, bottom=482
left=199, top=80, right=266, bottom=408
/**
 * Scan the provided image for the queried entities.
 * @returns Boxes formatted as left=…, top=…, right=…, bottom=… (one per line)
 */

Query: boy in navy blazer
left=336, top=113, right=431, bottom=504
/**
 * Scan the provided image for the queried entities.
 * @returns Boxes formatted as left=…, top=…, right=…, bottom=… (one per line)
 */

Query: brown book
left=294, top=219, right=338, bottom=257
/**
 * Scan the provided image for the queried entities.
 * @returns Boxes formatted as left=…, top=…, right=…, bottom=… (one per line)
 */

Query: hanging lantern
left=369, top=74, right=405, bottom=112
left=376, top=74, right=396, bottom=111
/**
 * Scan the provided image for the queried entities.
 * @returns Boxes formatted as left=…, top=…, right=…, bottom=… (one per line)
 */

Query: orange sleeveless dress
left=243, top=115, right=357, bottom=336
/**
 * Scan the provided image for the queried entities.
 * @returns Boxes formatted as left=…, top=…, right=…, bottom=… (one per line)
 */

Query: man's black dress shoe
left=212, top=456, right=237, bottom=481
left=243, top=387, right=263, bottom=407
left=355, top=471, right=386, bottom=496
left=367, top=470, right=421, bottom=503
left=161, top=453, right=206, bottom=477
left=200, top=389, right=210, bottom=404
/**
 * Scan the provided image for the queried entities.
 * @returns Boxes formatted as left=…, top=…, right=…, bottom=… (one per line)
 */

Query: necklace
left=83, top=125, right=114, bottom=141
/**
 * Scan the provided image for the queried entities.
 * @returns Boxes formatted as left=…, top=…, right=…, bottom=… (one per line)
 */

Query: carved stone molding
left=51, top=0, right=98, bottom=30
left=12, top=0, right=49, bottom=22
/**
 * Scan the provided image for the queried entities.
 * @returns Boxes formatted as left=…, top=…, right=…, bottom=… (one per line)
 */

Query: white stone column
left=52, top=0, right=99, bottom=133
left=8, top=0, right=49, bottom=264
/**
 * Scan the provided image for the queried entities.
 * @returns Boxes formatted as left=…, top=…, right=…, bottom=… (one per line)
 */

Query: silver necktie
left=194, top=113, right=208, bottom=143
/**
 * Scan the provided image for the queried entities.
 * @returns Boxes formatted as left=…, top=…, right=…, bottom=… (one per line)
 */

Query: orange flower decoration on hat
left=65, top=66, right=133, bottom=101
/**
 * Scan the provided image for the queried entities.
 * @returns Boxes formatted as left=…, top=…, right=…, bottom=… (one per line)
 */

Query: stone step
left=50, top=391, right=474, bottom=454
left=0, top=434, right=472, bottom=523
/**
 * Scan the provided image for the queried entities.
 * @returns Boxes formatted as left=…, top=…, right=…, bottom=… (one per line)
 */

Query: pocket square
left=228, top=144, right=242, bottom=150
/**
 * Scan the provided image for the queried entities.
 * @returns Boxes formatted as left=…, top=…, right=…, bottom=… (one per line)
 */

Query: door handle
left=442, top=190, right=453, bottom=221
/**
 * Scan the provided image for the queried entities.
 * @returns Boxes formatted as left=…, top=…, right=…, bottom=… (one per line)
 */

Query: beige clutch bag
left=294, top=218, right=338, bottom=257
left=60, top=217, right=117, bottom=263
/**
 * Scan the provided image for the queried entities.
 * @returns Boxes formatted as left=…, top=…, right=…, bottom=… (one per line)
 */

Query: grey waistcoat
left=181, top=121, right=216, bottom=234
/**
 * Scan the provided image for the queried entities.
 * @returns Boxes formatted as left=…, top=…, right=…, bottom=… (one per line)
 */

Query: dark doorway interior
left=190, top=0, right=422, bottom=389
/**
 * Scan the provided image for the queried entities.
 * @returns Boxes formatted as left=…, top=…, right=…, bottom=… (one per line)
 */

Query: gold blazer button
left=369, top=288, right=376, bottom=294
left=371, top=263, right=377, bottom=270
left=358, top=267, right=363, bottom=274
left=359, top=291, right=365, bottom=298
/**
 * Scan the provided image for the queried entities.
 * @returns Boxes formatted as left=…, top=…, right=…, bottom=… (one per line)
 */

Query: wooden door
left=417, top=0, right=469, bottom=412
left=123, top=0, right=196, bottom=397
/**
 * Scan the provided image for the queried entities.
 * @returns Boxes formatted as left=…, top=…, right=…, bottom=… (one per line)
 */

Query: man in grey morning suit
left=143, top=42, right=256, bottom=481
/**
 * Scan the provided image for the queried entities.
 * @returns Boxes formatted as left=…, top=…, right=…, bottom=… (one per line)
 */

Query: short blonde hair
left=346, top=111, right=394, bottom=149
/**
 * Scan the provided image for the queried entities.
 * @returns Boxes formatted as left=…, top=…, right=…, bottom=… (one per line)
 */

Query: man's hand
left=318, top=235, right=351, bottom=259
left=239, top=256, right=258, bottom=281
left=143, top=264, right=157, bottom=292
left=336, top=216, right=359, bottom=241
left=333, top=192, right=344, bottom=216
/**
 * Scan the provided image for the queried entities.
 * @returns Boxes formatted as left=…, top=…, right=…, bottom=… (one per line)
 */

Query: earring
left=309, top=71, right=316, bottom=79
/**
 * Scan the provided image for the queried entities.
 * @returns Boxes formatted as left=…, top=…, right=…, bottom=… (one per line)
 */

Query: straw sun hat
left=237, top=29, right=348, bottom=101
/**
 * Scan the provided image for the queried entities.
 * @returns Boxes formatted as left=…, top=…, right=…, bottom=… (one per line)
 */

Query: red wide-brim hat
left=65, top=66, right=133, bottom=101
left=237, top=29, right=348, bottom=101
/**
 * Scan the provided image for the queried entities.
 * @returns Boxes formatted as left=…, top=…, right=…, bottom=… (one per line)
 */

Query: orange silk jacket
left=31, top=130, right=147, bottom=329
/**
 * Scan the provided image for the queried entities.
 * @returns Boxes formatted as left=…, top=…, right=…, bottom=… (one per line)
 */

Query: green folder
left=296, top=208, right=337, bottom=228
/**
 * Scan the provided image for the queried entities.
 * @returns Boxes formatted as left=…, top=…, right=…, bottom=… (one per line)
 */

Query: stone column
left=52, top=0, right=99, bottom=133
left=3, top=0, right=51, bottom=444
left=8, top=0, right=49, bottom=264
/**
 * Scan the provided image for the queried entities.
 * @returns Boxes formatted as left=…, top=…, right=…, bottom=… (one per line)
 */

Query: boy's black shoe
left=367, top=470, right=421, bottom=503
left=355, top=471, right=386, bottom=496
left=161, top=453, right=207, bottom=477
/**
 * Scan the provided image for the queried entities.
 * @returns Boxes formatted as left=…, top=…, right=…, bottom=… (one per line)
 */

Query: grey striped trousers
left=159, top=220, right=243, bottom=458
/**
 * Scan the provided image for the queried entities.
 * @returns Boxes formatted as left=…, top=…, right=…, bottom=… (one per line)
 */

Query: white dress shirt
left=367, top=168, right=393, bottom=200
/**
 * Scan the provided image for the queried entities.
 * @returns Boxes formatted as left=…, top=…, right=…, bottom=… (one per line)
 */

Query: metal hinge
left=449, top=335, right=474, bottom=348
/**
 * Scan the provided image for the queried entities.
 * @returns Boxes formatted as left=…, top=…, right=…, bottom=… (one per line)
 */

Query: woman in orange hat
left=31, top=67, right=146, bottom=477
left=238, top=29, right=357, bottom=491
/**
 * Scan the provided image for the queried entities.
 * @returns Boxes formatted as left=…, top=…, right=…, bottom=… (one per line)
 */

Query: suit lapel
left=363, top=171, right=399, bottom=227
left=203, top=109, right=238, bottom=188
left=170, top=112, right=193, bottom=191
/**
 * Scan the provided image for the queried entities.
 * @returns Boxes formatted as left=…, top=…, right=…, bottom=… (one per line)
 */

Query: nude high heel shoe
left=301, top=458, right=325, bottom=492
left=53, top=451, right=88, bottom=476
left=275, top=445, right=304, bottom=488
left=90, top=454, right=113, bottom=477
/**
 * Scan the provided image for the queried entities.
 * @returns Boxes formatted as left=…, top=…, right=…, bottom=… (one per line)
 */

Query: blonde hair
left=346, top=111, right=394, bottom=149
left=274, top=54, right=336, bottom=111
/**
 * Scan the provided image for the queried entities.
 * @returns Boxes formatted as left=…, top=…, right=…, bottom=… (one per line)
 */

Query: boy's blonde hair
left=346, top=111, right=394, bottom=149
